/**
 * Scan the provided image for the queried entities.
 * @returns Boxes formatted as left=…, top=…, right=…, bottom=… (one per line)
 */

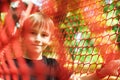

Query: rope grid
left=0, top=0, right=120, bottom=80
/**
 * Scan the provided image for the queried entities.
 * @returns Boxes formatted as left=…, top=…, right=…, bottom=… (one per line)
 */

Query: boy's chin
left=33, top=49, right=43, bottom=54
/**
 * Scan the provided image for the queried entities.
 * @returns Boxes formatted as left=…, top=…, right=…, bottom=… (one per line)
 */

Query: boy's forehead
left=30, top=25, right=51, bottom=33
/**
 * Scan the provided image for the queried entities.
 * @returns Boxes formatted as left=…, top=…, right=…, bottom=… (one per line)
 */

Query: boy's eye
left=41, top=33, right=49, bottom=37
left=30, top=31, right=37, bottom=35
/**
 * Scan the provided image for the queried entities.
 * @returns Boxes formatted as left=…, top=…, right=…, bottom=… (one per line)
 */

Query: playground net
left=0, top=0, right=120, bottom=80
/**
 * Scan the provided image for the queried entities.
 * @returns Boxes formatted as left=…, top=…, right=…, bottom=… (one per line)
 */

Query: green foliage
left=60, top=10, right=103, bottom=64
left=59, top=0, right=120, bottom=65
left=103, top=0, right=120, bottom=45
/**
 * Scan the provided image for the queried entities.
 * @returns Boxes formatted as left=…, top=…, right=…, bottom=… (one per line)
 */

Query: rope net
left=0, top=0, right=120, bottom=80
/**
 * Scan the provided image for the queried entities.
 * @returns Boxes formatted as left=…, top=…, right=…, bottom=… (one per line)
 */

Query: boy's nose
left=35, top=34, right=41, bottom=42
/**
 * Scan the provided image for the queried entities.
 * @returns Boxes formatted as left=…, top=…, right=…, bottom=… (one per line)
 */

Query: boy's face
left=23, top=25, right=51, bottom=55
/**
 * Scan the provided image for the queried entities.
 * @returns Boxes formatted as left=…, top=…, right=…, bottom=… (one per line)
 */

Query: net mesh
left=0, top=0, right=120, bottom=80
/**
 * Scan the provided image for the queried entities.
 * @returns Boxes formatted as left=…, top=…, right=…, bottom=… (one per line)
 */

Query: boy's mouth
left=32, top=44, right=43, bottom=47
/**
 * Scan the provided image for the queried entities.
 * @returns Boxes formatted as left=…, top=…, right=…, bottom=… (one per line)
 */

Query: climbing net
left=0, top=0, right=120, bottom=80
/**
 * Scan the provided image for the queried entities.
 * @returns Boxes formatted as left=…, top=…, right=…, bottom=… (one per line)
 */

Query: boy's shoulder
left=42, top=56, right=59, bottom=67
